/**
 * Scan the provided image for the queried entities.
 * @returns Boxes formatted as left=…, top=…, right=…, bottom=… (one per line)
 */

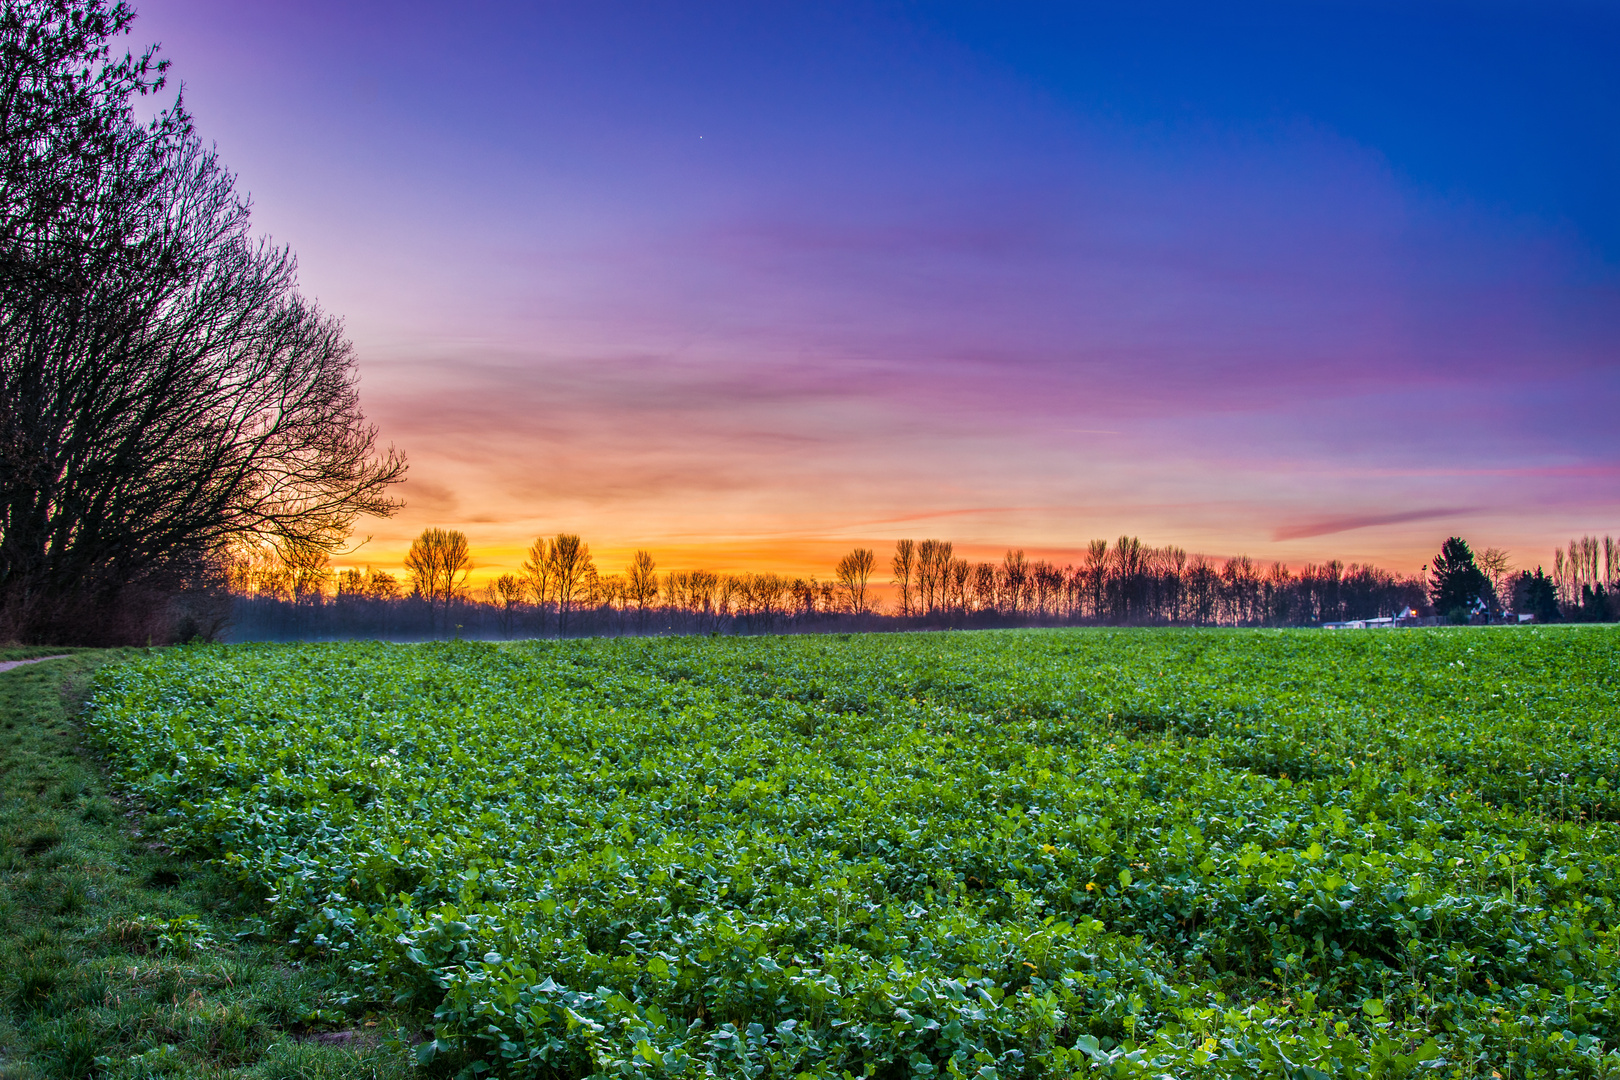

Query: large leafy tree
left=0, top=0, right=405, bottom=642
left=1429, top=536, right=1490, bottom=617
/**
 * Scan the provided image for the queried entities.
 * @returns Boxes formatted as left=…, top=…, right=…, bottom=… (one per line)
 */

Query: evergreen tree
left=1508, top=568, right=1560, bottom=622
left=1578, top=584, right=1611, bottom=623
left=1429, top=537, right=1489, bottom=619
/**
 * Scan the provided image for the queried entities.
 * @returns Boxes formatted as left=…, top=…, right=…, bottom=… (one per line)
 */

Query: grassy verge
left=0, top=650, right=420, bottom=1080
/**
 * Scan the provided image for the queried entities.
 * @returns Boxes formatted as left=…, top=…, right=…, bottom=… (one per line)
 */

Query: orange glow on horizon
left=332, top=525, right=1562, bottom=595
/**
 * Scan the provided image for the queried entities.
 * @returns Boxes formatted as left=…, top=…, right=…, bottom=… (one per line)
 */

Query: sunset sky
left=135, top=1, right=1619, bottom=583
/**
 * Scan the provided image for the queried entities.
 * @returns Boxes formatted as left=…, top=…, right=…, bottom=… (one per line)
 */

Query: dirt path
left=0, top=654, right=71, bottom=673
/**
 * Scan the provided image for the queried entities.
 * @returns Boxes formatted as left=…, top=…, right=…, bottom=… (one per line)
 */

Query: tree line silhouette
left=216, top=524, right=1620, bottom=641
left=220, top=529, right=1540, bottom=641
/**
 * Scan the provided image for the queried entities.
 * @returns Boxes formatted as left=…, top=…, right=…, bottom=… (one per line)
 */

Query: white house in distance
left=1321, top=606, right=1534, bottom=629
left=1321, top=607, right=1422, bottom=629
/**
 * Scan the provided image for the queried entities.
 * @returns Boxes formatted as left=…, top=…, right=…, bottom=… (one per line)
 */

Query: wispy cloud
left=1273, top=508, right=1477, bottom=542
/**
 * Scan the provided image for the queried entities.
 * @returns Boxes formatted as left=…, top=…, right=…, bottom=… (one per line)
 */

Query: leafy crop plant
left=89, top=628, right=1620, bottom=1077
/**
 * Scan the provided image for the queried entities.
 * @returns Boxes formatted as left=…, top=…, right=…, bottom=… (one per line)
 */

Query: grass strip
left=0, top=650, right=423, bottom=1080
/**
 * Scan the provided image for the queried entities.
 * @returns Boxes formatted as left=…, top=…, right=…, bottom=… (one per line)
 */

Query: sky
left=132, top=0, right=1620, bottom=583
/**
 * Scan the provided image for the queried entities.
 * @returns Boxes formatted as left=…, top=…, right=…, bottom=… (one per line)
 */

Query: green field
left=85, top=628, right=1620, bottom=1077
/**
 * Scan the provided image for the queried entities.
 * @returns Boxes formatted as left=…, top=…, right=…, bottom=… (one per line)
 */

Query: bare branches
left=916, top=539, right=952, bottom=616
left=0, top=1, right=405, bottom=641
left=835, top=547, right=875, bottom=615
left=404, top=528, right=469, bottom=632
left=523, top=533, right=595, bottom=636
left=626, top=549, right=658, bottom=622
left=891, top=539, right=915, bottom=617
left=485, top=572, right=524, bottom=637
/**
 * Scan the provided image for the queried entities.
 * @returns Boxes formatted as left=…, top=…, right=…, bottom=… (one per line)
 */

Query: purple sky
left=132, top=1, right=1620, bottom=578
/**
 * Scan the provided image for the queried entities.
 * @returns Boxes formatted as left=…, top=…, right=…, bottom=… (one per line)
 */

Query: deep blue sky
left=934, top=3, right=1620, bottom=256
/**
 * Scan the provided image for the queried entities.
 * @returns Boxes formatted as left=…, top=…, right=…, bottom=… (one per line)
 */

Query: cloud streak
left=1273, top=508, right=1480, bottom=542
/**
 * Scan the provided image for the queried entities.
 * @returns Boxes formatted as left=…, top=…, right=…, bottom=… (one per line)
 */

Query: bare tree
left=1161, top=546, right=1188, bottom=623
left=661, top=571, right=690, bottom=632
left=351, top=566, right=399, bottom=600
left=487, top=572, right=525, bottom=637
left=942, top=557, right=966, bottom=615
left=596, top=573, right=626, bottom=633
left=520, top=536, right=552, bottom=609
left=1031, top=560, right=1062, bottom=618
left=891, top=539, right=916, bottom=617
left=1477, top=546, right=1513, bottom=612
left=1109, top=537, right=1145, bottom=622
left=731, top=572, right=788, bottom=633
left=1302, top=560, right=1345, bottom=623
left=0, top=1, right=405, bottom=642
left=789, top=577, right=819, bottom=619
left=835, top=547, right=875, bottom=615
left=546, top=533, right=594, bottom=636
left=404, top=528, right=470, bottom=634
left=1552, top=535, right=1613, bottom=616
left=1185, top=555, right=1219, bottom=625
left=331, top=563, right=398, bottom=640
left=1061, top=564, right=1084, bottom=620
left=230, top=544, right=291, bottom=601
left=969, top=562, right=997, bottom=612
left=1221, top=554, right=1260, bottom=625
left=1001, top=549, right=1029, bottom=616
left=1084, top=540, right=1109, bottom=620
left=683, top=570, right=723, bottom=633
left=755, top=573, right=788, bottom=628
left=626, top=549, right=659, bottom=626
left=336, top=567, right=365, bottom=598
left=715, top=574, right=739, bottom=629
left=1259, top=561, right=1292, bottom=625
left=916, top=539, right=952, bottom=616
left=285, top=541, right=334, bottom=605
left=663, top=569, right=723, bottom=634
